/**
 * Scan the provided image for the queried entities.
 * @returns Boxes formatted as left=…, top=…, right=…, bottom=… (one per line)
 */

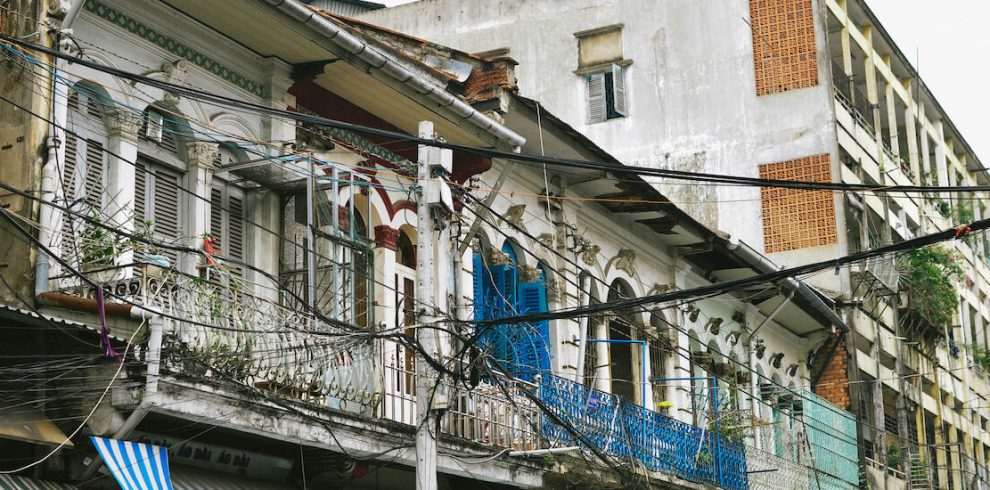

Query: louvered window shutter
left=611, top=63, right=627, bottom=116
left=516, top=280, right=551, bottom=378
left=472, top=253, right=487, bottom=321
left=210, top=188, right=223, bottom=246
left=489, top=264, right=512, bottom=317
left=586, top=72, right=607, bottom=124
left=152, top=170, right=181, bottom=264
left=517, top=281, right=548, bottom=315
left=227, top=191, right=245, bottom=277
left=83, top=139, right=104, bottom=209
left=134, top=162, right=147, bottom=222
left=61, top=132, right=80, bottom=261
left=62, top=132, right=79, bottom=207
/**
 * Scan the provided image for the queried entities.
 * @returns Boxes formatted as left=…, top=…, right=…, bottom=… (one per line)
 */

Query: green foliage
left=965, top=344, right=990, bottom=372
left=79, top=211, right=131, bottom=267
left=901, top=247, right=963, bottom=331
left=886, top=443, right=901, bottom=470
left=936, top=200, right=952, bottom=218
left=957, top=199, right=975, bottom=224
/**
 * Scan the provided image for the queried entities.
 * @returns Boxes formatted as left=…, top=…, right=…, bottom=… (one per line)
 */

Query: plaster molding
left=374, top=225, right=400, bottom=251
left=186, top=141, right=220, bottom=170
left=502, top=204, right=526, bottom=228
left=84, top=0, right=264, bottom=97
left=614, top=249, right=636, bottom=277
left=581, top=244, right=600, bottom=266
left=105, top=110, right=143, bottom=139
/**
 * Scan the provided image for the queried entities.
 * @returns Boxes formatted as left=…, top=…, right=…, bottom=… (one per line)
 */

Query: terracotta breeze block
left=750, top=0, right=820, bottom=96
left=759, top=154, right=837, bottom=253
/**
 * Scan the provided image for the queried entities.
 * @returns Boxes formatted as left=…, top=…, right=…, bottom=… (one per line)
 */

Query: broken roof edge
left=262, top=0, right=526, bottom=148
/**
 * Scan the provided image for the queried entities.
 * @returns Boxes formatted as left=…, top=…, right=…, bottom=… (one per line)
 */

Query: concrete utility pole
left=415, top=120, right=452, bottom=490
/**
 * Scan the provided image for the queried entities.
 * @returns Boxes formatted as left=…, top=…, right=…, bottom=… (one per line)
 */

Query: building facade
left=0, top=0, right=907, bottom=489
left=360, top=1, right=990, bottom=488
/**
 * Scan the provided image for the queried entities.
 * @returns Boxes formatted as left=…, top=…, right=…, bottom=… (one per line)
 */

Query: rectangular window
left=577, top=25, right=630, bottom=124
left=134, top=158, right=183, bottom=266
left=586, top=63, right=627, bottom=123
left=209, top=179, right=246, bottom=280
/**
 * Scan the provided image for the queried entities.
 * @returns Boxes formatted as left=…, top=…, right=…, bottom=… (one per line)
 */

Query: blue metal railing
left=539, top=374, right=748, bottom=490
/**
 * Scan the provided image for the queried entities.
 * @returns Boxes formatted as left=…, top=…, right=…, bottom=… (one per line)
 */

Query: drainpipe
left=744, top=290, right=793, bottom=450
left=36, top=22, right=71, bottom=296
left=60, top=0, right=87, bottom=30
left=725, top=239, right=848, bottom=334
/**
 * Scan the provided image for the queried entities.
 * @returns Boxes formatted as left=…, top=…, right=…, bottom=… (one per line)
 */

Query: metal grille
left=540, top=374, right=750, bottom=490
left=759, top=154, right=837, bottom=253
left=750, top=0, right=819, bottom=96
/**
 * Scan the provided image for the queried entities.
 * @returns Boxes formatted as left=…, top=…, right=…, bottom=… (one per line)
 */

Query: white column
left=374, top=225, right=400, bottom=329
left=246, top=189, right=280, bottom=301
left=105, top=111, right=142, bottom=275
left=183, top=142, right=218, bottom=275
left=261, top=57, right=295, bottom=144
left=934, top=121, right=950, bottom=198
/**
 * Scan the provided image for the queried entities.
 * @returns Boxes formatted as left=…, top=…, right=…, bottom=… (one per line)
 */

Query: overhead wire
left=5, top=33, right=990, bottom=196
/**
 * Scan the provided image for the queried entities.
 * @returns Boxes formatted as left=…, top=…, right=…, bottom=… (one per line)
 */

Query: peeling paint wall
left=360, top=0, right=841, bottom=256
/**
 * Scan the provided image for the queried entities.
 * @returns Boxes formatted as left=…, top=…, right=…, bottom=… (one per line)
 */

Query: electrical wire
left=4, top=33, right=990, bottom=196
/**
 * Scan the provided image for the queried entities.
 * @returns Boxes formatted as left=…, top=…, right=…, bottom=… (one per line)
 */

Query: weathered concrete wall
left=360, top=0, right=840, bottom=255
left=0, top=1, right=48, bottom=305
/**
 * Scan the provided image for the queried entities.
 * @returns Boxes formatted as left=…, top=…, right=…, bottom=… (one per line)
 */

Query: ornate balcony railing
left=59, top=264, right=382, bottom=416
left=746, top=447, right=857, bottom=490
left=379, top=344, right=540, bottom=450
left=539, top=374, right=749, bottom=490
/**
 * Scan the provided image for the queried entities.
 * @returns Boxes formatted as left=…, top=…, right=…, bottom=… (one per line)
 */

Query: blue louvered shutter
left=516, top=280, right=550, bottom=379
left=472, top=253, right=487, bottom=321
left=517, top=281, right=548, bottom=316
left=490, top=264, right=514, bottom=318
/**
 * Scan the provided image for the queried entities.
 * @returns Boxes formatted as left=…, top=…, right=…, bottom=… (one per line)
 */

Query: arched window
left=472, top=241, right=550, bottom=381
left=649, top=312, right=669, bottom=408
left=608, top=279, right=638, bottom=404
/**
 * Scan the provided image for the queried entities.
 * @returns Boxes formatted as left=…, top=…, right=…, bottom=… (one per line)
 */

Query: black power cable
left=2, top=34, right=989, bottom=195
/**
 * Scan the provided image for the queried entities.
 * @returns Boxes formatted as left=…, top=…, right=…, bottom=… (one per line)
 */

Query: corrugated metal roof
left=0, top=303, right=126, bottom=341
left=304, top=0, right=385, bottom=16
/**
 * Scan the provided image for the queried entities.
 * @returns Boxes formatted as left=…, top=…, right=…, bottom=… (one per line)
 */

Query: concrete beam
left=139, top=379, right=546, bottom=488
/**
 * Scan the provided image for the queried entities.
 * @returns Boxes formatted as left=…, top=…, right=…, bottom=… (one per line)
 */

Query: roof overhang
left=161, top=0, right=524, bottom=149
left=506, top=96, right=847, bottom=338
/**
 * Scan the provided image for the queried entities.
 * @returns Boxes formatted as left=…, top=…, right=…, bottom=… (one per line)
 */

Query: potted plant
left=79, top=211, right=131, bottom=282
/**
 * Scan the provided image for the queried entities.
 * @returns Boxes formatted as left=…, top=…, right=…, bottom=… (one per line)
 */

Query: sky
left=854, top=1, right=990, bottom=165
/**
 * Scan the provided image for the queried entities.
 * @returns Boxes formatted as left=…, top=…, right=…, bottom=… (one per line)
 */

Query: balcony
left=539, top=374, right=749, bottom=490
left=55, top=263, right=383, bottom=415
left=53, top=263, right=758, bottom=488
left=852, top=255, right=901, bottom=295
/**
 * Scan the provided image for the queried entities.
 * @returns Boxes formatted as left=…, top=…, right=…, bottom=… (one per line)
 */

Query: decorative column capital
left=105, top=111, right=143, bottom=140
left=374, top=225, right=400, bottom=250
left=186, top=141, right=220, bottom=170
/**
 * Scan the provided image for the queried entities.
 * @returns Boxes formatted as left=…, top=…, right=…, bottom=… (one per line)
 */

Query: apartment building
left=362, top=0, right=990, bottom=488
left=0, top=1, right=858, bottom=489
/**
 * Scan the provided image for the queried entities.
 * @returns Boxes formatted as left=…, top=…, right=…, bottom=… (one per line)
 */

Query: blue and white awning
left=90, top=436, right=173, bottom=490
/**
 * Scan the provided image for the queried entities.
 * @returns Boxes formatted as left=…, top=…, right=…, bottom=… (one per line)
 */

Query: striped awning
left=91, top=436, right=173, bottom=490
left=170, top=465, right=292, bottom=490
left=0, top=474, right=77, bottom=489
